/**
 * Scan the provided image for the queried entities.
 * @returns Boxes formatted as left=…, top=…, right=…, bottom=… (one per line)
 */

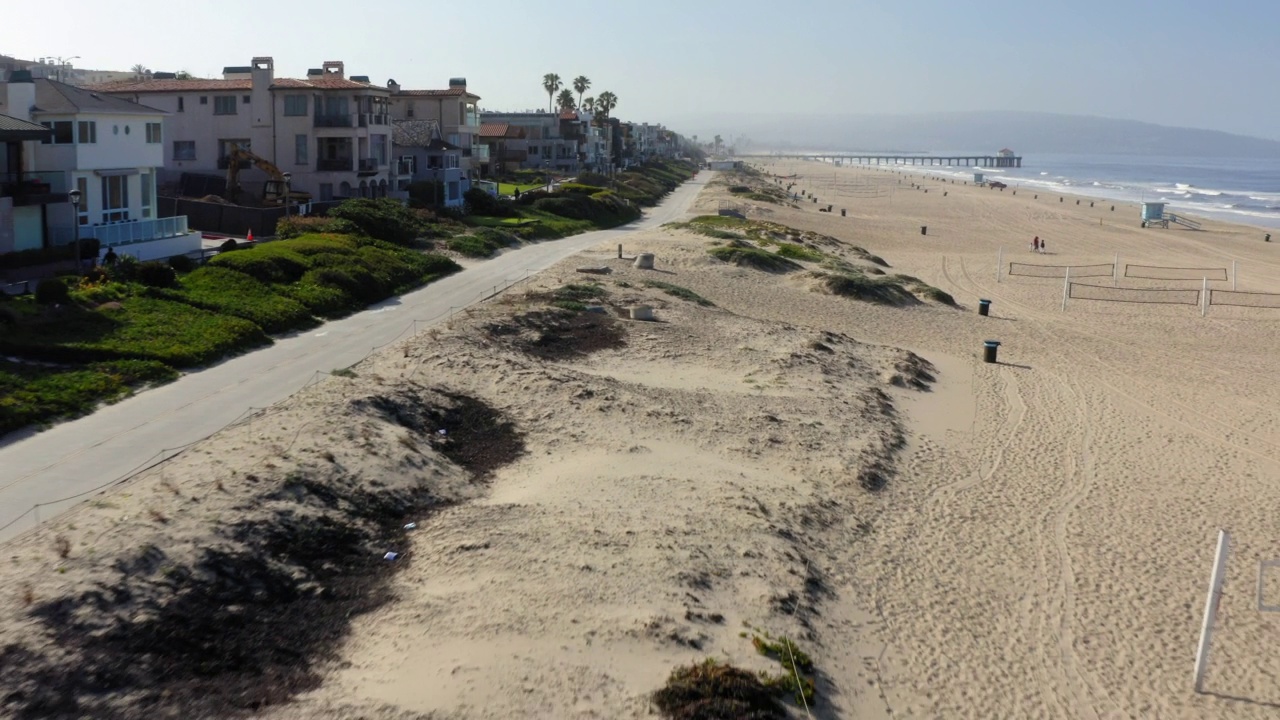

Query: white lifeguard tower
left=1142, top=201, right=1201, bottom=230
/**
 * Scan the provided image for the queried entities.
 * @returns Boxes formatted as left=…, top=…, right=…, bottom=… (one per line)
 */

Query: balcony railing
left=358, top=113, right=390, bottom=127
left=314, top=114, right=354, bottom=128
left=81, top=216, right=190, bottom=247
left=317, top=158, right=354, bottom=172
left=463, top=112, right=480, bottom=127
left=471, top=145, right=490, bottom=161
left=1, top=171, right=69, bottom=203
left=358, top=158, right=379, bottom=172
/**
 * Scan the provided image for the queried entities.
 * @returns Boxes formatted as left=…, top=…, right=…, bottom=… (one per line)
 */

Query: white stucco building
left=0, top=71, right=193, bottom=259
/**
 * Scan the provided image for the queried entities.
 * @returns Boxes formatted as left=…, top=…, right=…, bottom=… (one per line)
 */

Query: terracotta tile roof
left=559, top=111, right=578, bottom=120
left=88, top=77, right=385, bottom=93
left=479, top=122, right=509, bottom=138
left=396, top=88, right=466, bottom=97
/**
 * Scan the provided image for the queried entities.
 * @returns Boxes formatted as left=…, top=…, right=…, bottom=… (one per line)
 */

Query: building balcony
left=314, top=114, right=354, bottom=128
left=0, top=171, right=69, bottom=206
left=82, top=216, right=190, bottom=247
left=317, top=158, right=354, bottom=172
left=358, top=113, right=390, bottom=127
left=357, top=158, right=380, bottom=175
left=471, top=145, right=490, bottom=161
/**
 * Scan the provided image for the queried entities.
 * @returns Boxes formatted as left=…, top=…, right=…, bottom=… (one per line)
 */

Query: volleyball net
left=1068, top=283, right=1201, bottom=305
left=1125, top=264, right=1229, bottom=281
left=1208, top=290, right=1280, bottom=309
left=1009, top=262, right=1114, bottom=278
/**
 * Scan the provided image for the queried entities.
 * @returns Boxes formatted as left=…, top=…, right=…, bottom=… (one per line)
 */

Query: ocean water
left=834, top=153, right=1280, bottom=230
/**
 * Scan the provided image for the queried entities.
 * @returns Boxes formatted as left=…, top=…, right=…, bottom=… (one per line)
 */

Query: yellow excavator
left=224, top=143, right=313, bottom=206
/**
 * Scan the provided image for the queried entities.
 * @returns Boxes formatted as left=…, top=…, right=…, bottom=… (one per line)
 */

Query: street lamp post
left=46, top=55, right=80, bottom=83
left=281, top=172, right=292, bottom=219
left=67, top=189, right=82, bottom=275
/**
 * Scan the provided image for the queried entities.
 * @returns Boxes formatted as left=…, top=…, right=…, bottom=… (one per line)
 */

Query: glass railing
left=314, top=114, right=354, bottom=128
left=471, top=145, right=490, bottom=161
left=82, top=216, right=189, bottom=247
left=317, top=158, right=354, bottom=171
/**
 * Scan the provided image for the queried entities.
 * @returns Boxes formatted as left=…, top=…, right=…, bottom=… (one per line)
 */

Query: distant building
left=391, top=119, right=465, bottom=207
left=92, top=57, right=395, bottom=202
left=998, top=148, right=1015, bottom=158
left=479, top=110, right=585, bottom=174
left=387, top=79, right=482, bottom=183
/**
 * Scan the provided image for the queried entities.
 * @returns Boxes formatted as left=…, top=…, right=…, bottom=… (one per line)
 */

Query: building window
left=141, top=172, right=152, bottom=219
left=218, top=139, right=251, bottom=164
left=319, top=183, right=333, bottom=202
left=528, top=145, right=538, bottom=157
left=100, top=175, right=130, bottom=223
left=399, top=155, right=416, bottom=174
left=446, top=154, right=459, bottom=170
left=40, top=121, right=73, bottom=144
left=371, top=134, right=387, bottom=165
left=243, top=95, right=251, bottom=104
left=283, top=95, right=308, bottom=116
left=213, top=96, right=237, bottom=115
left=75, top=176, right=89, bottom=225
left=406, top=102, right=414, bottom=118
left=76, top=121, right=96, bottom=144
left=145, top=122, right=162, bottom=143
left=199, top=96, right=208, bottom=105
left=295, top=134, right=308, bottom=164
left=177, top=96, right=184, bottom=112
left=173, top=140, right=196, bottom=161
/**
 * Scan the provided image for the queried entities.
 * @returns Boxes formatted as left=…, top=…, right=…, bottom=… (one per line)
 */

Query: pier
left=744, top=153, right=1023, bottom=168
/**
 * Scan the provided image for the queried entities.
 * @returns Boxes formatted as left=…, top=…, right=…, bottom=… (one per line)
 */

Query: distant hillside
left=675, top=111, right=1280, bottom=158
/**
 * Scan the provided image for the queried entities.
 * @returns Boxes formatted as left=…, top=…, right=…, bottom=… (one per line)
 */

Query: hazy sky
left=5, top=0, right=1278, bottom=139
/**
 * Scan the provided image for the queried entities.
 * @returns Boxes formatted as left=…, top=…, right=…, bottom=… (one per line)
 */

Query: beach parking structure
left=983, top=340, right=1001, bottom=364
left=978, top=299, right=991, bottom=317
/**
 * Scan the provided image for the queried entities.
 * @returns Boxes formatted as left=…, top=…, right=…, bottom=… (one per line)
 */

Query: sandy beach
left=3, top=161, right=1280, bottom=719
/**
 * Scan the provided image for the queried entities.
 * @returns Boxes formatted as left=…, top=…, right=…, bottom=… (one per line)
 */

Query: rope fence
left=0, top=267, right=540, bottom=539
left=1208, top=289, right=1280, bottom=309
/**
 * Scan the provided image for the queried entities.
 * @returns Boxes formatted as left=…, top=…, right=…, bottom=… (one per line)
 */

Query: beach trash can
left=983, top=340, right=1001, bottom=364
left=978, top=299, right=991, bottom=317
left=841, top=209, right=846, bottom=217
left=921, top=226, right=927, bottom=236
left=1267, top=234, right=1272, bottom=242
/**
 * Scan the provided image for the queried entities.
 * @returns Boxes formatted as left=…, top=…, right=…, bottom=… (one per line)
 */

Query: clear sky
left=5, top=0, right=1278, bottom=140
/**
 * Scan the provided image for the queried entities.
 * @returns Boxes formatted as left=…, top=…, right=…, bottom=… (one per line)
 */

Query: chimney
left=322, top=61, right=344, bottom=79
left=3, top=70, right=36, bottom=122
left=251, top=56, right=274, bottom=91
left=386, top=78, right=400, bottom=94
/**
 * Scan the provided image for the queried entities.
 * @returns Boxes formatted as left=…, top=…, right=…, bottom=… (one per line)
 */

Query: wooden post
left=1061, top=267, right=1070, bottom=312
left=1194, top=530, right=1230, bottom=693
left=1113, top=253, right=1119, bottom=287
left=1202, top=278, right=1209, bottom=317
left=1232, top=260, right=1237, bottom=291
left=996, top=247, right=1002, bottom=283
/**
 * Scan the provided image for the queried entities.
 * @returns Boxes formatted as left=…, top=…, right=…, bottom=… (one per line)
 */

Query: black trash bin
left=921, top=226, right=927, bottom=236
left=983, top=340, right=1001, bottom=364
left=1267, top=234, right=1272, bottom=242
left=841, top=209, right=846, bottom=217
left=978, top=299, right=991, bottom=316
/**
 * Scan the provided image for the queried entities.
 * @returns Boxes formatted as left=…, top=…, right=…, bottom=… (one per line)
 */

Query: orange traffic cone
left=246, top=229, right=254, bottom=242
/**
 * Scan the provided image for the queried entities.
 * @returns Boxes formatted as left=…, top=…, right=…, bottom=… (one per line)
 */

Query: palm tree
left=131, top=63, right=150, bottom=78
left=542, top=73, right=562, bottom=113
left=714, top=134, right=723, bottom=152
left=174, top=71, right=193, bottom=80
left=582, top=96, right=595, bottom=113
left=556, top=89, right=576, bottom=112
left=573, top=76, right=591, bottom=108
left=596, top=91, right=617, bottom=119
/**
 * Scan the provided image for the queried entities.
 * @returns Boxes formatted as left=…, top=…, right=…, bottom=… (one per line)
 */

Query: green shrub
left=276, top=214, right=360, bottom=239
left=173, top=267, right=317, bottom=333
left=135, top=261, right=178, bottom=289
left=327, top=197, right=426, bottom=245
left=822, top=272, right=919, bottom=305
left=0, top=296, right=269, bottom=367
left=643, top=280, right=715, bottom=307
left=728, top=185, right=750, bottom=193
left=0, top=358, right=178, bottom=435
left=559, top=182, right=607, bottom=194
left=207, top=244, right=310, bottom=283
left=168, top=254, right=196, bottom=274
left=708, top=245, right=801, bottom=273
left=0, top=239, right=99, bottom=270
left=773, top=243, right=824, bottom=262
left=35, top=278, right=69, bottom=305
left=652, top=659, right=785, bottom=720
left=464, top=187, right=520, bottom=217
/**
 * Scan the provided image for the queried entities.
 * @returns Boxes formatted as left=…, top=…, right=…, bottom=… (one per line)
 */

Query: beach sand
left=3, top=162, right=1280, bottom=718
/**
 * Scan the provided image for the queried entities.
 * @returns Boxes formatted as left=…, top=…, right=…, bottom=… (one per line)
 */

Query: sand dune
left=3, top=163, right=1280, bottom=719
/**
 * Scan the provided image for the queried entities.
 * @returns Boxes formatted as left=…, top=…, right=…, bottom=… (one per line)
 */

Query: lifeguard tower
left=973, top=172, right=985, bottom=186
left=1141, top=201, right=1201, bottom=230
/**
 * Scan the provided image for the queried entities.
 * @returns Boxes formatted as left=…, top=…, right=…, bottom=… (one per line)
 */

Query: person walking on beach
left=1039, top=238, right=1047, bottom=254
left=1032, top=236, right=1040, bottom=253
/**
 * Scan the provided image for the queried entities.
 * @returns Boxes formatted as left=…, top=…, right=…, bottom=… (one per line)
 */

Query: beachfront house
left=0, top=71, right=197, bottom=261
left=391, top=119, right=465, bottom=208
left=387, top=79, right=483, bottom=184
left=93, top=58, right=395, bottom=202
left=477, top=110, right=584, bottom=174
left=477, top=122, right=528, bottom=177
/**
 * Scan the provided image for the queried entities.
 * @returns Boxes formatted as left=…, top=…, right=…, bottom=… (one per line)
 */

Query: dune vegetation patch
left=484, top=304, right=626, bottom=361
left=708, top=245, right=802, bottom=273
left=643, top=280, right=716, bottom=307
